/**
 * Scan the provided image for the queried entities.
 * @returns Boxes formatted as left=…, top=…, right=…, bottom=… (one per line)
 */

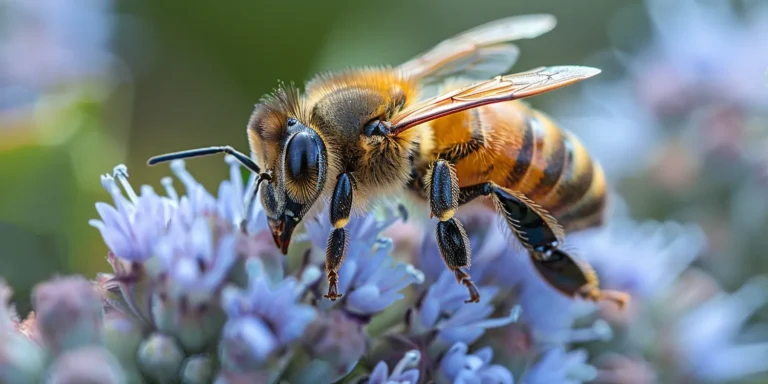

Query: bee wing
left=397, top=14, right=556, bottom=83
left=390, top=66, right=601, bottom=135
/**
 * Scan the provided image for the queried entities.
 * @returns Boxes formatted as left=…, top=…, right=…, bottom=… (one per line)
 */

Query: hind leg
left=426, top=159, right=481, bottom=303
left=458, top=182, right=629, bottom=308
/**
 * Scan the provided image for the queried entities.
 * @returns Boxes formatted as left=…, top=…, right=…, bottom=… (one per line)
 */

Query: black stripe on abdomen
left=528, top=118, right=567, bottom=198
left=506, top=117, right=536, bottom=188
left=549, top=136, right=594, bottom=215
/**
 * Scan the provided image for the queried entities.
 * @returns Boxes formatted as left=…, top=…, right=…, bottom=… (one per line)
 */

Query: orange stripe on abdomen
left=518, top=112, right=568, bottom=200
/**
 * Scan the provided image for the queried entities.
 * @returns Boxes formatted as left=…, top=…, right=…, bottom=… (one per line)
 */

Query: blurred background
left=1, top=0, right=766, bottom=382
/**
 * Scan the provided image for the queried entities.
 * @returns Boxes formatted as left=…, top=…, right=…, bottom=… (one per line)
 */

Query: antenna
left=148, top=145, right=261, bottom=174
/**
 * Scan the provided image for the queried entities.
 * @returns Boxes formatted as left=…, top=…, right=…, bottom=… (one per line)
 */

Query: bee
left=148, top=14, right=629, bottom=308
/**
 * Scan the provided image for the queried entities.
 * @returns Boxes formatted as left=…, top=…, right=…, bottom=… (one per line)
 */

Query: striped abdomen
left=421, top=100, right=607, bottom=232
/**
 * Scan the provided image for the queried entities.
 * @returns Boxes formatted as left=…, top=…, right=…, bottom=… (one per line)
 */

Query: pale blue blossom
left=304, top=205, right=424, bottom=316
left=367, top=350, right=421, bottom=384
left=438, top=342, right=514, bottom=384
left=410, top=269, right=521, bottom=349
left=521, top=347, right=597, bottom=384
left=674, top=276, right=768, bottom=382
left=219, top=259, right=317, bottom=370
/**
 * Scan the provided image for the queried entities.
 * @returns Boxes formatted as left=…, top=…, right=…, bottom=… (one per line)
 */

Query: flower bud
left=299, top=310, right=368, bottom=381
left=152, top=291, right=225, bottom=353
left=105, top=253, right=156, bottom=325
left=181, top=355, right=213, bottom=384
left=32, top=276, right=103, bottom=354
left=138, top=333, right=184, bottom=383
left=45, top=346, right=126, bottom=384
left=102, top=311, right=146, bottom=383
left=0, top=332, right=45, bottom=384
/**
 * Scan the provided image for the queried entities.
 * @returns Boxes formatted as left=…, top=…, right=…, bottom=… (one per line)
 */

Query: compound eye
left=285, top=131, right=320, bottom=182
left=283, top=131, right=324, bottom=202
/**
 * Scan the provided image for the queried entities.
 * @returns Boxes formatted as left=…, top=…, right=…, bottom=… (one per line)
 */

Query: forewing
left=390, top=66, right=601, bottom=135
left=398, top=14, right=556, bottom=83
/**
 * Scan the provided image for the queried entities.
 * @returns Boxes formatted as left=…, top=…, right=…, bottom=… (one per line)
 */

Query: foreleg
left=323, top=173, right=354, bottom=300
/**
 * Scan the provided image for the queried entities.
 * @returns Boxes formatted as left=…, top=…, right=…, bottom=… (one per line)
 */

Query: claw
left=580, top=287, right=630, bottom=310
left=463, top=281, right=481, bottom=303
left=323, top=274, right=343, bottom=301
left=455, top=269, right=481, bottom=303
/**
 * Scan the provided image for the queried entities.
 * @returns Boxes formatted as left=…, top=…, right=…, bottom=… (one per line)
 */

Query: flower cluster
left=0, top=146, right=766, bottom=382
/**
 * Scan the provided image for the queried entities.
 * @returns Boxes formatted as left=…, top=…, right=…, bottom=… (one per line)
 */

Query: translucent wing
left=390, top=66, right=601, bottom=135
left=397, top=14, right=556, bottom=83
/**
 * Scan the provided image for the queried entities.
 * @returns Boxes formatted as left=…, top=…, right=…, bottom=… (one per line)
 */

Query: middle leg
left=426, top=159, right=481, bottom=303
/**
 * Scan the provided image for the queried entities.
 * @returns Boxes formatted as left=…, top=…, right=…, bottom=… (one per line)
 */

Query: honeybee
left=148, top=14, right=629, bottom=308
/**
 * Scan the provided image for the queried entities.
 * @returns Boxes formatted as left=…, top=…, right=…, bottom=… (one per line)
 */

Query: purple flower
left=219, top=258, right=317, bottom=371
left=150, top=215, right=238, bottom=352
left=32, top=276, right=104, bottom=354
left=304, top=205, right=424, bottom=316
left=367, top=350, right=421, bottom=384
left=522, top=347, right=597, bottom=384
left=673, top=276, right=768, bottom=382
left=299, top=310, right=369, bottom=381
left=409, top=269, right=521, bottom=350
left=437, top=342, right=514, bottom=384
left=89, top=157, right=280, bottom=328
left=46, top=346, right=126, bottom=384
left=89, top=165, right=177, bottom=264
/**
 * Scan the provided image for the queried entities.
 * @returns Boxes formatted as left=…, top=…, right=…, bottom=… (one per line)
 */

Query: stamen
left=170, top=159, right=199, bottom=195
left=568, top=319, right=613, bottom=343
left=384, top=263, right=425, bottom=294
left=100, top=174, right=114, bottom=193
left=468, top=305, right=522, bottom=330
left=101, top=174, right=134, bottom=216
left=161, top=177, right=179, bottom=202
left=113, top=164, right=139, bottom=204
left=391, top=349, right=421, bottom=377
left=509, top=304, right=523, bottom=322
left=405, top=264, right=426, bottom=285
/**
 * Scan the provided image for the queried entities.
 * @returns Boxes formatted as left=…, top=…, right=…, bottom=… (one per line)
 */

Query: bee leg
left=323, top=173, right=354, bottom=301
left=427, top=159, right=481, bottom=303
left=533, top=248, right=630, bottom=309
left=458, top=182, right=629, bottom=308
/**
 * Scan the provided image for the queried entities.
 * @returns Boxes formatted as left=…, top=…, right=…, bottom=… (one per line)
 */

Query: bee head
left=248, top=86, right=327, bottom=254
left=264, top=118, right=327, bottom=253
